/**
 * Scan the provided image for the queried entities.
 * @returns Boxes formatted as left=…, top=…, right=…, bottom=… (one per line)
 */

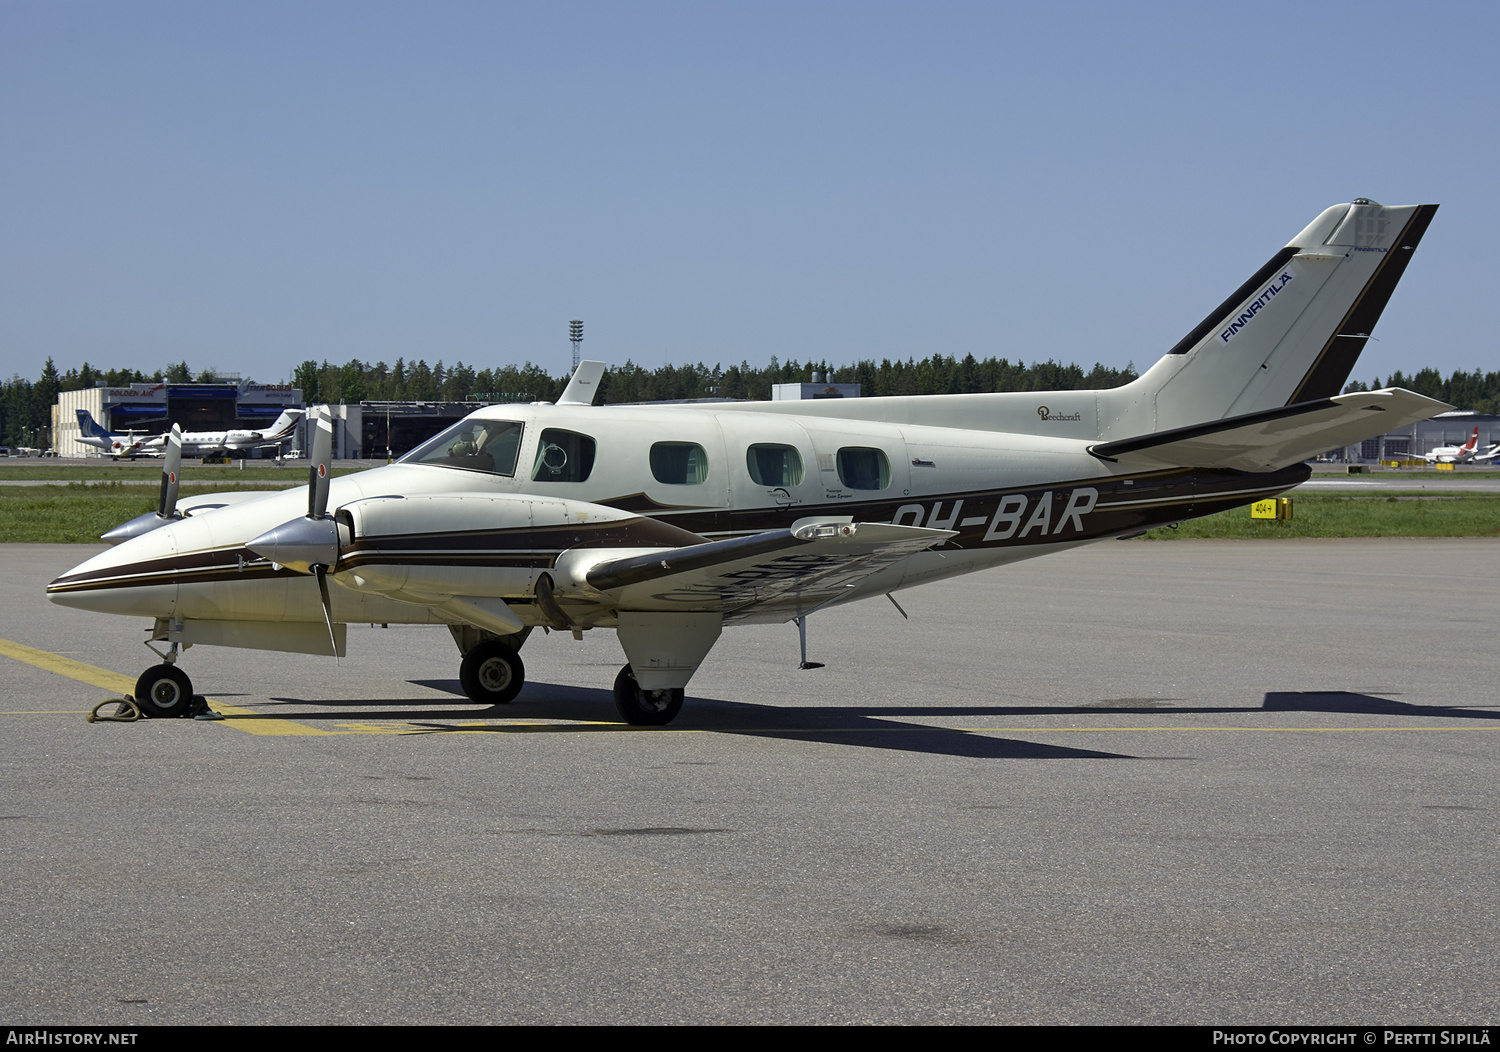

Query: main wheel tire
left=612, top=664, right=684, bottom=726
left=134, top=664, right=194, bottom=719
left=459, top=639, right=525, bottom=704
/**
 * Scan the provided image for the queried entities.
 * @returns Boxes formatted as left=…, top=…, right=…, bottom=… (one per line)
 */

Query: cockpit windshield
left=399, top=418, right=524, bottom=476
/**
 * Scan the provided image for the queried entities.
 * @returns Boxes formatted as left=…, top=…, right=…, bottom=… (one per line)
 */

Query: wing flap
left=1090, top=389, right=1451, bottom=471
left=584, top=521, right=955, bottom=620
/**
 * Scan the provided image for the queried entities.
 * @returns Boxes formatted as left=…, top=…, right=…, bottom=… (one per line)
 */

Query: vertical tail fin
left=1102, top=200, right=1437, bottom=436
left=267, top=409, right=304, bottom=439
left=76, top=409, right=112, bottom=440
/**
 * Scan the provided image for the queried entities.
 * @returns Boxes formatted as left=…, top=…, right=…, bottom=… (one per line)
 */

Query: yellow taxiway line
left=4, top=636, right=1492, bottom=739
left=0, top=636, right=329, bottom=736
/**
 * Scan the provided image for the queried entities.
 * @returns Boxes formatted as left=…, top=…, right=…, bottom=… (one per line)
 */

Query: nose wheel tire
left=134, top=664, right=194, bottom=719
left=459, top=639, right=525, bottom=705
left=612, top=664, right=684, bottom=726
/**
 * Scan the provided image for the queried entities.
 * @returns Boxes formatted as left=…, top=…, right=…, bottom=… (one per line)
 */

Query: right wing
left=574, top=521, right=955, bottom=624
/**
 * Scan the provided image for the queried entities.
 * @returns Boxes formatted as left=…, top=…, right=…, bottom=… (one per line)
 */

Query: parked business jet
left=170, top=408, right=305, bottom=457
left=50, top=199, right=1446, bottom=726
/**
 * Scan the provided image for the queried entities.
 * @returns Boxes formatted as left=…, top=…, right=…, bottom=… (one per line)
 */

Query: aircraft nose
left=47, top=524, right=181, bottom=618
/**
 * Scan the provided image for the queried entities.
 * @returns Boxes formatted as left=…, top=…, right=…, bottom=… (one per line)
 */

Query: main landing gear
left=612, top=664, right=683, bottom=726
left=458, top=638, right=526, bottom=705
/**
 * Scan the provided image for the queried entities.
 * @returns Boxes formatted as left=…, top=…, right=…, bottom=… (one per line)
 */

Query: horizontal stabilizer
left=585, top=520, right=955, bottom=620
left=1089, top=389, right=1451, bottom=472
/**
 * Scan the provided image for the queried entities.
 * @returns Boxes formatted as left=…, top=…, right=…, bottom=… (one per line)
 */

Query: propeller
left=308, top=408, right=333, bottom=520
left=157, top=425, right=182, bottom=519
left=245, top=407, right=342, bottom=657
left=100, top=425, right=185, bottom=544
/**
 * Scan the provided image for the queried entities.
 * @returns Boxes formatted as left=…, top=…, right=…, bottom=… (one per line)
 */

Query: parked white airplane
left=1402, top=426, right=1488, bottom=464
left=50, top=199, right=1446, bottom=725
left=76, top=409, right=303, bottom=459
left=74, top=410, right=163, bottom=459
left=160, top=408, right=306, bottom=457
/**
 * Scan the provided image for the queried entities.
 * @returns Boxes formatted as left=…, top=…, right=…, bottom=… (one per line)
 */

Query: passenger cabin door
left=717, top=414, right=821, bottom=530
left=800, top=423, right=911, bottom=520
left=637, top=416, right=730, bottom=530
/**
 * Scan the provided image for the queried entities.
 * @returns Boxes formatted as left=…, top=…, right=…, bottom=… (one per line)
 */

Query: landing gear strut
left=459, top=639, right=526, bottom=705
left=612, top=664, right=684, bottom=726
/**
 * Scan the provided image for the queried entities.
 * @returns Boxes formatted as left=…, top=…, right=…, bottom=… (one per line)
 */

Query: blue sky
left=3, top=1, right=1495, bottom=387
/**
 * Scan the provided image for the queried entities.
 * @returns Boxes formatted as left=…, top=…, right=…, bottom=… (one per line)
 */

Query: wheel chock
left=189, top=695, right=224, bottom=720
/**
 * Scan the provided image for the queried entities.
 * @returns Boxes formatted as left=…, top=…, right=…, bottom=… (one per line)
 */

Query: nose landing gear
left=134, top=663, right=194, bottom=719
left=129, top=637, right=216, bottom=719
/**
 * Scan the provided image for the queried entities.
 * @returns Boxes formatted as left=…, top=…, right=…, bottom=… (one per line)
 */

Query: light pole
left=569, top=320, right=583, bottom=374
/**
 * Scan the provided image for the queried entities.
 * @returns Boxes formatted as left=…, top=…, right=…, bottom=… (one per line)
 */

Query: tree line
left=5, top=354, right=1499, bottom=447
left=286, top=354, right=1144, bottom=406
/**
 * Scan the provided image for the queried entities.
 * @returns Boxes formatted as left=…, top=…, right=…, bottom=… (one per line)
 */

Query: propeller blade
left=157, top=425, right=182, bottom=519
left=313, top=563, right=339, bottom=661
left=307, top=407, right=334, bottom=520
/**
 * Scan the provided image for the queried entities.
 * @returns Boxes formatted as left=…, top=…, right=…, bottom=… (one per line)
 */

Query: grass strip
left=0, top=484, right=300, bottom=542
left=4, top=486, right=1497, bottom=545
left=1137, top=492, right=1500, bottom=540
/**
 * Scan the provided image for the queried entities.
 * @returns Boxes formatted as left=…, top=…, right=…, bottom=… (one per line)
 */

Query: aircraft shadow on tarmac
left=241, top=686, right=1495, bottom=762
left=1260, top=690, right=1500, bottom=720
left=259, top=680, right=1131, bottom=760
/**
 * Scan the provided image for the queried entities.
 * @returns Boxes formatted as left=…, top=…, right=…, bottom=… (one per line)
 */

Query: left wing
left=569, top=521, right=955, bottom=624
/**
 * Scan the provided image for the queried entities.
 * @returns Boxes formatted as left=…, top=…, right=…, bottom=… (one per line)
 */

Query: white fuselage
left=47, top=399, right=1305, bottom=633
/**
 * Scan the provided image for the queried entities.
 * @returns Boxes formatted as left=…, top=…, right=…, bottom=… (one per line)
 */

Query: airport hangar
left=52, top=381, right=494, bottom=461
left=49, top=380, right=1494, bottom=462
left=47, top=378, right=865, bottom=460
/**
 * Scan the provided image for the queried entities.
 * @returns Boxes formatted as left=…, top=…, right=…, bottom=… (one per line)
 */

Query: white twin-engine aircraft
left=49, top=199, right=1448, bottom=726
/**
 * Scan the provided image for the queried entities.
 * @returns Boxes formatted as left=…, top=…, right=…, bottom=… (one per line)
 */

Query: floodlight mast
left=569, top=320, right=583, bottom=373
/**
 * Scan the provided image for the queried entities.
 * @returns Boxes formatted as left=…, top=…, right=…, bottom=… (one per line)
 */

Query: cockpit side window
left=400, top=419, right=524, bottom=476
left=532, top=428, right=597, bottom=483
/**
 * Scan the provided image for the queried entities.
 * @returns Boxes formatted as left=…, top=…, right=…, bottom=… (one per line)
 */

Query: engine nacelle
left=337, top=493, right=640, bottom=600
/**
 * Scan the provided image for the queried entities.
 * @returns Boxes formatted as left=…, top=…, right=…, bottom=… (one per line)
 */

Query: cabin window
left=746, top=444, right=804, bottom=487
left=650, top=442, right=710, bottom=485
left=836, top=446, right=890, bottom=490
left=532, top=428, right=596, bottom=483
left=401, top=419, right=524, bottom=476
